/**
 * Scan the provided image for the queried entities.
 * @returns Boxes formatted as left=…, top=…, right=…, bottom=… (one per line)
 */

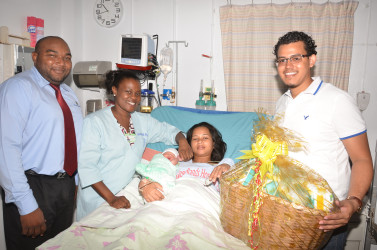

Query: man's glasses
left=275, top=54, right=310, bottom=66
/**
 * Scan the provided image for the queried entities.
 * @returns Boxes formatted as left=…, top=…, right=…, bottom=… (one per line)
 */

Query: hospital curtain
left=219, top=1, right=358, bottom=113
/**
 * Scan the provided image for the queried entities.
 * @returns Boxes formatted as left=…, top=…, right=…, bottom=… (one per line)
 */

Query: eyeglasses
left=275, top=54, right=310, bottom=66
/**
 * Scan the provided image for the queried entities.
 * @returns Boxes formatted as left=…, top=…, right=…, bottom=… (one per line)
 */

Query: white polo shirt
left=275, top=77, right=366, bottom=200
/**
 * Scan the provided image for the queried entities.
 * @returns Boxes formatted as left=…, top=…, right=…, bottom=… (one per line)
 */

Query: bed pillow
left=147, top=106, right=260, bottom=162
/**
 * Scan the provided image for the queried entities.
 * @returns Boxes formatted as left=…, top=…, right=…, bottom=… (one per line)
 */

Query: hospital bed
left=37, top=106, right=260, bottom=249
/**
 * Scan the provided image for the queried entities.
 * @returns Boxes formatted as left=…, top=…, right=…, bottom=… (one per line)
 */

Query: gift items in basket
left=220, top=114, right=339, bottom=249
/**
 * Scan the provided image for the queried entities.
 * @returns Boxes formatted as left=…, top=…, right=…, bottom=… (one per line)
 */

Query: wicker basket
left=220, top=159, right=255, bottom=244
left=254, top=192, right=332, bottom=249
left=220, top=159, right=334, bottom=249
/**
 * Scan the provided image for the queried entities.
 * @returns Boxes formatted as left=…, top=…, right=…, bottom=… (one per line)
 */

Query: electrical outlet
left=357, top=91, right=370, bottom=111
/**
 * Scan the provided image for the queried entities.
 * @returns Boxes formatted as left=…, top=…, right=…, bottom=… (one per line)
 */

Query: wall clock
left=94, top=0, right=123, bottom=28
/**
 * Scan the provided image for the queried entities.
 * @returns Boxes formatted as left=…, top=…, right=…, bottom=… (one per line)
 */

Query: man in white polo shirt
left=273, top=31, right=373, bottom=249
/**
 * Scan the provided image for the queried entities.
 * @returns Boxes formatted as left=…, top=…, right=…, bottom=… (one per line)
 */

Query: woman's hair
left=273, top=31, right=317, bottom=58
left=104, top=69, right=140, bottom=94
left=186, top=122, right=227, bottom=162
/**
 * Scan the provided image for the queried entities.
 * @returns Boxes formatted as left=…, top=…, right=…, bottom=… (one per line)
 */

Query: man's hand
left=20, top=208, right=46, bottom=238
left=109, top=196, right=131, bottom=209
left=319, top=199, right=357, bottom=232
left=209, top=164, right=231, bottom=183
left=139, top=179, right=165, bottom=202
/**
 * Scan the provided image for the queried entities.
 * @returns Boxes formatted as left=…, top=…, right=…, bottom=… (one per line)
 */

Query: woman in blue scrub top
left=76, top=70, right=193, bottom=220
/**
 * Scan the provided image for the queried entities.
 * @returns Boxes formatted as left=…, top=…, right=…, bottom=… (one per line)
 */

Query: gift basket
left=220, top=114, right=339, bottom=249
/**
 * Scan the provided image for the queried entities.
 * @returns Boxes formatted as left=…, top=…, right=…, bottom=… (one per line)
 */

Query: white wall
left=0, top=0, right=376, bottom=247
left=349, top=0, right=377, bottom=161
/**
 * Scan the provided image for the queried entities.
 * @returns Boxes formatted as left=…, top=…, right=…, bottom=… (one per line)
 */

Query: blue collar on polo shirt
left=284, top=77, right=324, bottom=98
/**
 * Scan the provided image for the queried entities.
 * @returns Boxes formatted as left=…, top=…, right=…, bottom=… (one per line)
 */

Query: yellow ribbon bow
left=238, top=134, right=288, bottom=179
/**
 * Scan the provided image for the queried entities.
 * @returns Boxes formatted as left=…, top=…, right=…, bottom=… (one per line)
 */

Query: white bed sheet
left=38, top=177, right=249, bottom=249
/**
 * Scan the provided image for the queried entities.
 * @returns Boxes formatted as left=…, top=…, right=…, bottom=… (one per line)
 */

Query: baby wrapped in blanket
left=136, top=148, right=179, bottom=195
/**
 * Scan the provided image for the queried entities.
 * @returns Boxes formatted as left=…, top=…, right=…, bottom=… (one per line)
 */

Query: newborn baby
left=136, top=148, right=179, bottom=195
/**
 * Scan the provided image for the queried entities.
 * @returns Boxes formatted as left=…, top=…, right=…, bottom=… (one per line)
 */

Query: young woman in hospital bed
left=139, top=121, right=235, bottom=200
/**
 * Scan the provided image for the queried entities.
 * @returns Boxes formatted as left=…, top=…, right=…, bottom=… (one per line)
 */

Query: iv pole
left=167, top=40, right=188, bottom=106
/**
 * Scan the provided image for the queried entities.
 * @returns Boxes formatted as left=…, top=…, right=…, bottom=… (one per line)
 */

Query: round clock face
left=94, top=0, right=123, bottom=28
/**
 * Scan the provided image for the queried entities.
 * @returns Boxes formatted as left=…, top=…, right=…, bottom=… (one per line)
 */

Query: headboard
left=147, top=106, right=260, bottom=162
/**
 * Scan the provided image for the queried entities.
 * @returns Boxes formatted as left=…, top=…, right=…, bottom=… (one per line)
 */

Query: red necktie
left=50, top=83, right=77, bottom=176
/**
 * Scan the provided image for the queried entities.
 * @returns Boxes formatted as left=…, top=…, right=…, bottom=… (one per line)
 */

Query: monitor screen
left=121, top=37, right=142, bottom=60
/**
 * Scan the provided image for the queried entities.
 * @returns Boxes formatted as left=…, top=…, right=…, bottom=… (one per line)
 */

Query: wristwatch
left=346, top=196, right=363, bottom=213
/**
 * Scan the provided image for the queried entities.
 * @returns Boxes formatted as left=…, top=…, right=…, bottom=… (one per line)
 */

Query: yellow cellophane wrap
left=220, top=114, right=339, bottom=249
